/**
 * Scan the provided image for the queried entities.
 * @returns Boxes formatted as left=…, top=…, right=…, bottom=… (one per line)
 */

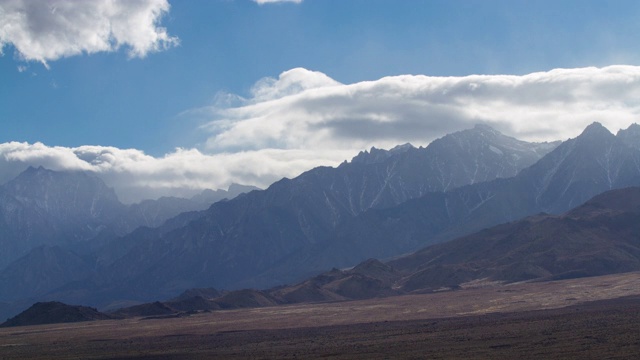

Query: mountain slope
left=334, top=124, right=558, bottom=211
left=0, top=301, right=112, bottom=327
left=101, top=186, right=640, bottom=318
left=0, top=164, right=259, bottom=268
left=617, top=123, right=640, bottom=150
left=0, top=167, right=125, bottom=269
left=115, top=185, right=261, bottom=235
left=244, top=122, right=640, bottom=286
left=388, top=186, right=640, bottom=291
left=0, top=246, right=94, bottom=302
left=67, top=125, right=557, bottom=304
left=0, top=169, right=259, bottom=313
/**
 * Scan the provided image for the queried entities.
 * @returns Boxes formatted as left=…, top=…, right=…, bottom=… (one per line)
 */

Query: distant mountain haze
left=0, top=170, right=258, bottom=302
left=0, top=167, right=124, bottom=269
left=35, top=124, right=561, bottom=307
left=0, top=166, right=258, bottom=268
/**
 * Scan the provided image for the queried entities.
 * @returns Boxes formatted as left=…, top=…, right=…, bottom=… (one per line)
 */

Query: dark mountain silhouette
left=213, top=289, right=281, bottom=309
left=169, top=287, right=222, bottom=302
left=0, top=301, right=111, bottom=327
left=113, top=290, right=279, bottom=318
left=165, top=296, right=222, bottom=312
left=109, top=301, right=176, bottom=318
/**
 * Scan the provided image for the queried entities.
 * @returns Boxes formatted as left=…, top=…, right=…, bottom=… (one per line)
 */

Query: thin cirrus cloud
left=2, top=66, right=640, bottom=203
left=0, top=0, right=178, bottom=66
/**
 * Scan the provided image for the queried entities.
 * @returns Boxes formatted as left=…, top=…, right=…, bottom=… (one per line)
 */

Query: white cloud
left=203, top=65, right=640, bottom=155
left=2, top=66, right=640, bottom=203
left=0, top=0, right=178, bottom=66
left=249, top=67, right=340, bottom=102
left=0, top=142, right=348, bottom=203
left=253, top=0, right=302, bottom=4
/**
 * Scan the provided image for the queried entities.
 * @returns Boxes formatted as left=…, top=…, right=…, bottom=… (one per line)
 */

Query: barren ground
left=2, top=272, right=640, bottom=359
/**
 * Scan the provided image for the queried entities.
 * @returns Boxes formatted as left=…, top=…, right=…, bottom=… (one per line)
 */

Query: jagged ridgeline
left=2, top=123, right=640, bottom=318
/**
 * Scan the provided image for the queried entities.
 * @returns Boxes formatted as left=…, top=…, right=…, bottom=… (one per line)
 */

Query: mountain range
left=84, top=122, right=640, bottom=305
left=92, top=185, right=640, bottom=319
left=32, top=124, right=558, bottom=306
left=2, top=122, right=640, bottom=319
left=0, top=167, right=257, bottom=270
left=0, top=173, right=257, bottom=317
left=51, top=185, right=640, bottom=321
left=283, top=121, right=640, bottom=279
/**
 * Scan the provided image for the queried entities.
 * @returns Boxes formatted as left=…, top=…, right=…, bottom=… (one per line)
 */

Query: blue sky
left=2, top=0, right=640, bottom=201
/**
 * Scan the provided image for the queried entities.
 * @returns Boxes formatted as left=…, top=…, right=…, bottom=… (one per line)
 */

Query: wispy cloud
left=0, top=0, right=178, bottom=66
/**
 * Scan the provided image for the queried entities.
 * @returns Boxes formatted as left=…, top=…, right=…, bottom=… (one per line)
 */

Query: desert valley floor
left=1, top=272, right=640, bottom=359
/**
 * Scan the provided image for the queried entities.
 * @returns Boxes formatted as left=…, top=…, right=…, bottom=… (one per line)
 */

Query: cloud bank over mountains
left=2, top=66, right=640, bottom=202
left=0, top=141, right=346, bottom=203
left=0, top=0, right=178, bottom=66
left=205, top=66, right=640, bottom=153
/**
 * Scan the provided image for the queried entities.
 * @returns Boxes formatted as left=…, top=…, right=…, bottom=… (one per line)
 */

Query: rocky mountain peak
left=3, top=167, right=123, bottom=221
left=438, top=124, right=515, bottom=147
left=349, top=143, right=416, bottom=166
left=389, top=143, right=415, bottom=153
left=350, top=146, right=396, bottom=165
left=617, top=123, right=640, bottom=150
left=12, top=165, right=55, bottom=184
left=471, top=123, right=503, bottom=136
left=7, top=166, right=118, bottom=199
left=577, top=122, right=614, bottom=140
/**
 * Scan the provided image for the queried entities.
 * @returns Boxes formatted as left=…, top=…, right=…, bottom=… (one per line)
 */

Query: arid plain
left=1, top=272, right=640, bottom=359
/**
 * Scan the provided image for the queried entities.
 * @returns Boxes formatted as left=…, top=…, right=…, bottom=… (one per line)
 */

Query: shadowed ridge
left=0, top=301, right=112, bottom=327
left=169, top=287, right=221, bottom=302
left=109, top=301, right=175, bottom=318
left=387, top=186, right=640, bottom=292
